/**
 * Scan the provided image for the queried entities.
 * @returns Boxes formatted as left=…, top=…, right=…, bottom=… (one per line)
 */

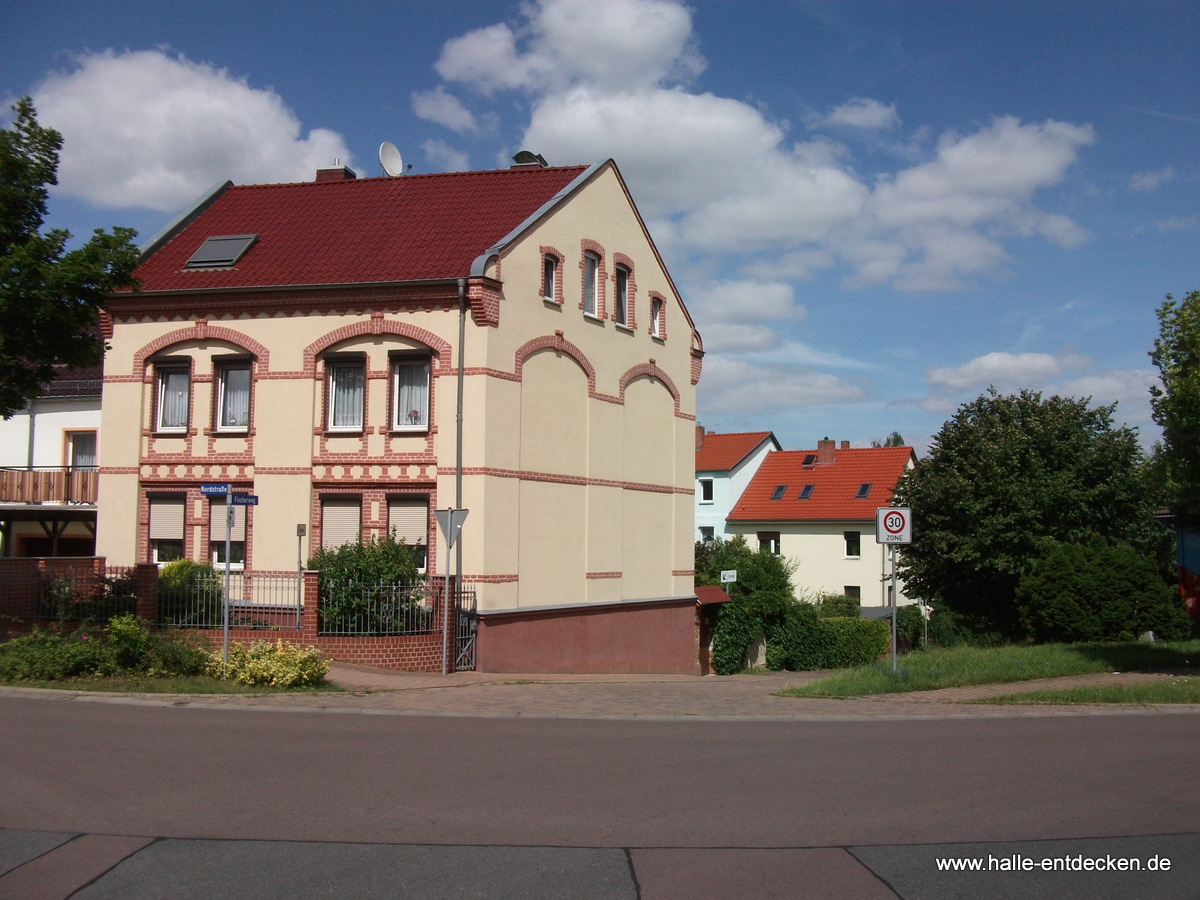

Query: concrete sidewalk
left=2, top=664, right=1194, bottom=721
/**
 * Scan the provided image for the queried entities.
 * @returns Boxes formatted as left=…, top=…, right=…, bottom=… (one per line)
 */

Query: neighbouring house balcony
left=0, top=467, right=98, bottom=505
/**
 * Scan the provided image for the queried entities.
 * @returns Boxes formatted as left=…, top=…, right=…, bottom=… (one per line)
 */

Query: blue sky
left=3, top=0, right=1197, bottom=453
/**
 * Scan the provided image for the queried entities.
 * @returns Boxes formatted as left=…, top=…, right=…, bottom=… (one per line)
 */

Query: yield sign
left=434, top=508, right=470, bottom=548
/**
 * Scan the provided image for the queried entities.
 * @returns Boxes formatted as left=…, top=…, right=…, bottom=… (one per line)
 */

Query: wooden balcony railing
left=0, top=467, right=98, bottom=504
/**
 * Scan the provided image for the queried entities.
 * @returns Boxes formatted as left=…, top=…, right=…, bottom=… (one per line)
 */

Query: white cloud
left=685, top=279, right=807, bottom=353
left=818, top=97, right=901, bottom=131
left=926, top=350, right=1090, bottom=393
left=1129, top=165, right=1174, bottom=192
left=32, top=49, right=350, bottom=212
left=436, top=0, right=703, bottom=94
left=422, top=139, right=470, bottom=172
left=1156, top=214, right=1196, bottom=231
left=699, top=355, right=867, bottom=415
left=412, top=87, right=476, bottom=133
left=430, top=3, right=1095, bottom=294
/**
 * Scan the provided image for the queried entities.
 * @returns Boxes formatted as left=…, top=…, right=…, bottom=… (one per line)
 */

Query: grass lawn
left=777, top=640, right=1200, bottom=699
left=980, top=676, right=1200, bottom=705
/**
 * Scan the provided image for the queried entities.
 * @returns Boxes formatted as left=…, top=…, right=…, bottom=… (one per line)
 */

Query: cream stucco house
left=96, top=157, right=704, bottom=673
left=727, top=440, right=915, bottom=608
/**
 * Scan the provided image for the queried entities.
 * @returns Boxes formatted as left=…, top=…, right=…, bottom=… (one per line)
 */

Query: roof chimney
left=817, top=437, right=836, bottom=464
left=841, top=440, right=850, bottom=450
left=696, top=425, right=706, bottom=450
left=315, top=164, right=357, bottom=182
left=511, top=150, right=549, bottom=168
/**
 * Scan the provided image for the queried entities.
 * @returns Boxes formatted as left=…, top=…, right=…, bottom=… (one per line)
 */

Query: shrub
left=1016, top=536, right=1190, bottom=643
left=309, top=534, right=426, bottom=633
left=209, top=640, right=329, bottom=687
left=896, top=604, right=925, bottom=653
left=157, top=559, right=223, bottom=627
left=0, top=615, right=208, bottom=681
left=711, top=600, right=762, bottom=675
left=814, top=593, right=861, bottom=619
left=766, top=607, right=889, bottom=671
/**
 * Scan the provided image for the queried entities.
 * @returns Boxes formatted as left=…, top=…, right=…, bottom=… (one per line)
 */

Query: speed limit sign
left=876, top=507, right=912, bottom=544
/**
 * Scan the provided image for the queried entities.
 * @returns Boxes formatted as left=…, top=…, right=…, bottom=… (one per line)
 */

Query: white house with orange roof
left=96, top=156, right=705, bottom=673
left=694, top=426, right=780, bottom=544
left=727, top=439, right=915, bottom=607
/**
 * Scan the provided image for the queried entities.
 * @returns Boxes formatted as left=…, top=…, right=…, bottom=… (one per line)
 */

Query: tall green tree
left=892, top=388, right=1169, bottom=639
left=0, top=97, right=139, bottom=417
left=1149, top=290, right=1200, bottom=530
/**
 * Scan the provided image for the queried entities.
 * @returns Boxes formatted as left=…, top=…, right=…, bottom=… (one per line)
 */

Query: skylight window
left=799, top=484, right=814, bottom=500
left=770, top=485, right=786, bottom=500
left=802, top=454, right=816, bottom=466
left=856, top=483, right=872, bottom=499
left=185, top=234, right=257, bottom=269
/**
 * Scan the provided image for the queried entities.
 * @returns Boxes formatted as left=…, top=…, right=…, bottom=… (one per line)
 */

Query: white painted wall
left=0, top=397, right=100, bottom=468
left=696, top=439, right=776, bottom=542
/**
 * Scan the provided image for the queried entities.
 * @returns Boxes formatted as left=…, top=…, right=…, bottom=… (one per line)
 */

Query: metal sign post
left=876, top=508, right=913, bottom=675
left=434, top=509, right=469, bottom=675
left=201, top=484, right=232, bottom=676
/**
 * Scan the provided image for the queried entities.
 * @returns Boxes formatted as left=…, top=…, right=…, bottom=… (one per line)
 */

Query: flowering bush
left=208, top=639, right=329, bottom=687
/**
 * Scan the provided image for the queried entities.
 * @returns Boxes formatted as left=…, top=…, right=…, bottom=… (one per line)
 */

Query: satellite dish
left=379, top=141, right=405, bottom=176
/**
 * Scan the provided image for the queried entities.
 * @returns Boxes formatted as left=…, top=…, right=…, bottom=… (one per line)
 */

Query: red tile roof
left=695, top=585, right=732, bottom=605
left=728, top=446, right=914, bottom=522
left=695, top=431, right=777, bottom=472
left=133, top=165, right=590, bottom=292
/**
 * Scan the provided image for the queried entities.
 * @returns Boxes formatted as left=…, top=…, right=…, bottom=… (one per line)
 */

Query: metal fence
left=6, top=567, right=138, bottom=624
left=157, top=572, right=302, bottom=630
left=318, top=579, right=436, bottom=636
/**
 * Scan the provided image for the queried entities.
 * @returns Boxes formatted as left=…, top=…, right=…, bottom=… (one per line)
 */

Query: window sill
left=325, top=428, right=365, bottom=437
left=583, top=312, right=605, bottom=323
left=153, top=428, right=188, bottom=436
left=615, top=322, right=635, bottom=333
left=214, top=428, right=250, bottom=436
left=390, top=426, right=429, bottom=435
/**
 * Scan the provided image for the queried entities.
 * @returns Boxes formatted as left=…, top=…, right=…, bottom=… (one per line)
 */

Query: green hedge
left=768, top=608, right=888, bottom=671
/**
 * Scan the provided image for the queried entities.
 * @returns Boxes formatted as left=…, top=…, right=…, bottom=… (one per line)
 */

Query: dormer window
left=186, top=234, right=257, bottom=269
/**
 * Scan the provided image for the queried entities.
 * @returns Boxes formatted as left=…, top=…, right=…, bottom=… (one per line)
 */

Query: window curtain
left=70, top=433, right=97, bottom=470
left=159, top=370, right=189, bottom=429
left=330, top=365, right=364, bottom=428
left=395, top=362, right=429, bottom=427
left=220, top=368, right=250, bottom=428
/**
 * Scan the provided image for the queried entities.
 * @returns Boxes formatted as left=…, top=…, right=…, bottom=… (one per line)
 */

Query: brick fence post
left=134, top=563, right=158, bottom=623
left=302, top=570, right=320, bottom=643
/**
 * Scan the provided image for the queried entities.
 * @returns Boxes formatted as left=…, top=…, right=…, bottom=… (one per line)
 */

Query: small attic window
left=185, top=234, right=257, bottom=269
left=856, top=483, right=872, bottom=499
left=799, top=484, right=815, bottom=500
left=770, top=485, right=786, bottom=500
left=802, top=454, right=816, bottom=467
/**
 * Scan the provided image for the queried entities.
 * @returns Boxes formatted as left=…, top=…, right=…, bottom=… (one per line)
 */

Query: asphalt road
left=2, top=691, right=1198, bottom=898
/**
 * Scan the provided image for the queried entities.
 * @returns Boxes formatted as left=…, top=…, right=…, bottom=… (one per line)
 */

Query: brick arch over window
left=133, top=322, right=270, bottom=376
left=611, top=252, right=637, bottom=328
left=513, top=332, right=597, bottom=393
left=303, top=315, right=451, bottom=375
left=619, top=361, right=682, bottom=416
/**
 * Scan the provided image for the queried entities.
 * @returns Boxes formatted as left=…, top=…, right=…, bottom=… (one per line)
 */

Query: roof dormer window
left=186, top=234, right=257, bottom=269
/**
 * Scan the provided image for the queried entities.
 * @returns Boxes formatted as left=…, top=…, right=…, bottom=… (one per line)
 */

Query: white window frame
left=155, top=366, right=190, bottom=433
left=650, top=297, right=664, bottom=338
left=215, top=363, right=251, bottom=433
left=148, top=496, right=185, bottom=565
left=391, top=356, right=431, bottom=432
left=844, top=530, right=862, bottom=559
left=542, top=255, right=557, bottom=301
left=209, top=501, right=247, bottom=570
left=583, top=252, right=600, bottom=318
left=614, top=264, right=630, bottom=327
left=699, top=478, right=714, bottom=504
left=66, top=430, right=97, bottom=471
left=326, top=359, right=365, bottom=432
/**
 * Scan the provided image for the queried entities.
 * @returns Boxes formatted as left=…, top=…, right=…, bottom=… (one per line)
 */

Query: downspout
left=452, top=277, right=467, bottom=672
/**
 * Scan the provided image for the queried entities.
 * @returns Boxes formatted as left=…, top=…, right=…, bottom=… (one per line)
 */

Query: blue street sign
left=200, top=483, right=230, bottom=495
left=231, top=494, right=259, bottom=506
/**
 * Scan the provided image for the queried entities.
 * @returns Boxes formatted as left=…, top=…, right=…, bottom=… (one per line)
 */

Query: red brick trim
left=132, top=322, right=270, bottom=375
left=451, top=465, right=691, bottom=495
left=586, top=571, right=622, bottom=580
left=648, top=291, right=667, bottom=341
left=303, top=317, right=451, bottom=373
